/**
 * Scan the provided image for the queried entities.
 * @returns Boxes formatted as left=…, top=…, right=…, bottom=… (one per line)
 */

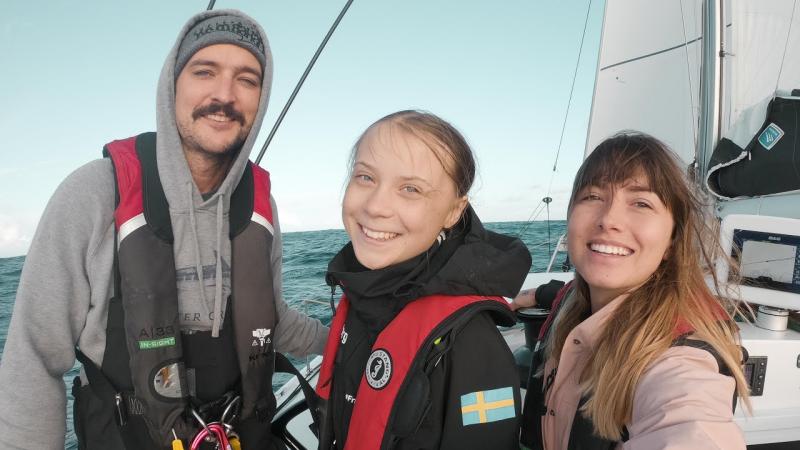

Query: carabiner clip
left=190, top=407, right=215, bottom=443
left=220, top=395, right=242, bottom=428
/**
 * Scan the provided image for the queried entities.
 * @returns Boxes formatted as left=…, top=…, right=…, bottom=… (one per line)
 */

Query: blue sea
left=0, top=221, right=565, bottom=449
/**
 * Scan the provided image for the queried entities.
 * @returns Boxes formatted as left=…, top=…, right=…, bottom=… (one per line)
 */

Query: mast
left=697, top=0, right=722, bottom=181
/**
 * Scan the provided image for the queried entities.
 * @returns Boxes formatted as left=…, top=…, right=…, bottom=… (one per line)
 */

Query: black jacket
left=325, top=207, right=531, bottom=450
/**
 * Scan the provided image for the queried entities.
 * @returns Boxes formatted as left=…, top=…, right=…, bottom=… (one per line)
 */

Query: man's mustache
left=192, top=102, right=245, bottom=125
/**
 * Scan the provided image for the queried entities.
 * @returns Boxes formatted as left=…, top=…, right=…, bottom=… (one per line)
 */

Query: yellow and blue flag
left=460, top=386, right=516, bottom=426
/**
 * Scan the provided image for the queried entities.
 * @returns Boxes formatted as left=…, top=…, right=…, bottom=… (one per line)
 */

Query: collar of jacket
left=326, top=205, right=531, bottom=331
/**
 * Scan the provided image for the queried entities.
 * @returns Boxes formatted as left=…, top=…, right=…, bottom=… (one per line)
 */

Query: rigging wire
left=255, top=0, right=356, bottom=165
left=550, top=0, right=593, bottom=173
left=517, top=0, right=593, bottom=239
left=544, top=197, right=552, bottom=257
left=678, top=0, right=699, bottom=161
left=516, top=201, right=547, bottom=237
left=774, top=0, right=798, bottom=94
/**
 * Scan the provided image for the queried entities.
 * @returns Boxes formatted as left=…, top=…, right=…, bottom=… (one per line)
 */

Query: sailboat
left=267, top=0, right=800, bottom=448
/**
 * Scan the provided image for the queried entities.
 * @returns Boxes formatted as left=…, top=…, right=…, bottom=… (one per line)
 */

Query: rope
left=256, top=0, right=356, bottom=164
left=206, top=0, right=215, bottom=10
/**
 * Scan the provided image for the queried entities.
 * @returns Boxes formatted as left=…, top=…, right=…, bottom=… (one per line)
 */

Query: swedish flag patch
left=460, top=386, right=516, bottom=426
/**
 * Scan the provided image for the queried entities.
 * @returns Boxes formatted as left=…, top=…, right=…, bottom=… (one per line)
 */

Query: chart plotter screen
left=732, top=229, right=800, bottom=295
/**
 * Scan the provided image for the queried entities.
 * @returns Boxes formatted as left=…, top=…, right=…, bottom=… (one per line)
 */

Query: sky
left=0, top=0, right=604, bottom=257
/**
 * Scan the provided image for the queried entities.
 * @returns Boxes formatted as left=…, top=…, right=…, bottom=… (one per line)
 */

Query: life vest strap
left=74, top=349, right=145, bottom=425
left=274, top=352, right=322, bottom=435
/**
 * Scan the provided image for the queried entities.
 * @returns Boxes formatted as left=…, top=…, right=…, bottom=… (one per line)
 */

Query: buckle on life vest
left=114, top=393, right=127, bottom=426
left=112, top=391, right=145, bottom=426
left=194, top=391, right=239, bottom=423
left=190, top=394, right=242, bottom=430
left=186, top=394, right=243, bottom=450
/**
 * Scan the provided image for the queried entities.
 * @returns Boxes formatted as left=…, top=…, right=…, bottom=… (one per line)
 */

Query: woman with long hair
left=315, top=110, right=531, bottom=450
left=516, top=133, right=749, bottom=449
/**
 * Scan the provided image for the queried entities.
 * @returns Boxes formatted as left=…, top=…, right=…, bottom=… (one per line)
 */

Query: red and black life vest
left=73, top=132, right=278, bottom=449
left=315, top=293, right=512, bottom=450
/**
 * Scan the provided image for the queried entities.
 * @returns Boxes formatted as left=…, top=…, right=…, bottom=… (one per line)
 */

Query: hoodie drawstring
left=188, top=186, right=210, bottom=333
left=211, top=193, right=225, bottom=337
left=187, top=185, right=226, bottom=338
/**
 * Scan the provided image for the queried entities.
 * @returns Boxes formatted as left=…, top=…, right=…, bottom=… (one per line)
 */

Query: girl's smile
left=342, top=123, right=466, bottom=270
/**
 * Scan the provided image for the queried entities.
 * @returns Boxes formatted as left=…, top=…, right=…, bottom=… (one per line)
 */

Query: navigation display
left=732, top=229, right=800, bottom=295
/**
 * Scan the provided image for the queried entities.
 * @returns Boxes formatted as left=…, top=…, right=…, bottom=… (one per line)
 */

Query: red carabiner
left=190, top=422, right=231, bottom=450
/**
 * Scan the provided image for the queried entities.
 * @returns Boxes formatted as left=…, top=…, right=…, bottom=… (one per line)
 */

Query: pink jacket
left=541, top=295, right=745, bottom=450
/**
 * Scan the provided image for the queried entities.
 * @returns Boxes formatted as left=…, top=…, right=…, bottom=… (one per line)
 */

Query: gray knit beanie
left=175, top=14, right=267, bottom=77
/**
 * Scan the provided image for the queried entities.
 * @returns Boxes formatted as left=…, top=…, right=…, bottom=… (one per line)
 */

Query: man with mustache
left=0, top=10, right=327, bottom=450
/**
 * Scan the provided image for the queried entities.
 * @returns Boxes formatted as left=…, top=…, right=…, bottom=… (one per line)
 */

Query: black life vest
left=315, top=294, right=514, bottom=450
left=520, top=282, right=737, bottom=450
left=72, top=132, right=278, bottom=449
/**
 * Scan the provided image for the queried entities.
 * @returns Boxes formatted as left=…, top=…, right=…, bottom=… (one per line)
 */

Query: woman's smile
left=568, top=177, right=674, bottom=309
left=587, top=240, right=634, bottom=257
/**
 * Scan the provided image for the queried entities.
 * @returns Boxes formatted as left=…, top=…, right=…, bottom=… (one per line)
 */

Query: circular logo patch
left=153, top=362, right=183, bottom=398
left=365, top=349, right=392, bottom=390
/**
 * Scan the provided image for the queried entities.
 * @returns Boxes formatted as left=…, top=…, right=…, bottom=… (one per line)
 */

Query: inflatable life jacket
left=315, top=294, right=514, bottom=450
left=72, top=132, right=278, bottom=449
left=519, top=282, right=738, bottom=450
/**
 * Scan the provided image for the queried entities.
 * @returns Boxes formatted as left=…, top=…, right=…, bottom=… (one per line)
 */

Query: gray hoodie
left=0, top=9, right=327, bottom=449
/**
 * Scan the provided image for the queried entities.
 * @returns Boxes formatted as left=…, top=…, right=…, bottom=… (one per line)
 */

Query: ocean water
left=0, top=221, right=566, bottom=449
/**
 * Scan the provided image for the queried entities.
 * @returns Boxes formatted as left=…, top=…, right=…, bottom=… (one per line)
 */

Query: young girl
left=516, top=133, right=749, bottom=449
left=315, top=110, right=531, bottom=450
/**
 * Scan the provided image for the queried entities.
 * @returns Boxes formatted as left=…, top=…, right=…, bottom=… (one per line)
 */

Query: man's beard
left=179, top=101, right=251, bottom=159
left=181, top=127, right=249, bottom=159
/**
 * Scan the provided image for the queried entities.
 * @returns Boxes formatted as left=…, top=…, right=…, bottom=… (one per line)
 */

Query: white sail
left=586, top=0, right=703, bottom=165
left=725, top=0, right=800, bottom=134
left=587, top=0, right=800, bottom=160
left=718, top=0, right=800, bottom=217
